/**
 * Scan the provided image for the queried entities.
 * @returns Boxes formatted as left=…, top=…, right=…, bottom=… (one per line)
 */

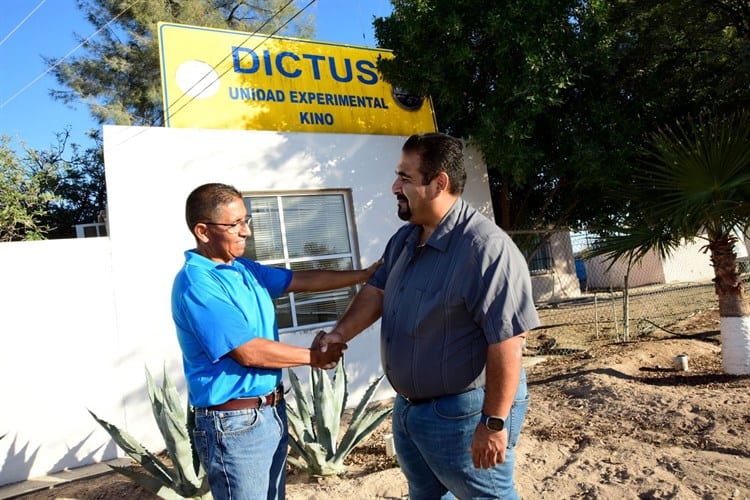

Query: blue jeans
left=193, top=401, right=288, bottom=500
left=392, top=370, right=529, bottom=500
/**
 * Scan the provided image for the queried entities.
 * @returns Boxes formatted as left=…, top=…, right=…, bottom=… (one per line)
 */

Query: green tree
left=591, top=111, right=750, bottom=374
left=38, top=130, right=108, bottom=239
left=49, top=0, right=315, bottom=126
left=0, top=137, right=61, bottom=242
left=373, top=0, right=750, bottom=232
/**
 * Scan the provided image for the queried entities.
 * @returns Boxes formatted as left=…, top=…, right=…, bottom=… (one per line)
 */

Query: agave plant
left=89, top=367, right=210, bottom=499
left=286, top=358, right=392, bottom=476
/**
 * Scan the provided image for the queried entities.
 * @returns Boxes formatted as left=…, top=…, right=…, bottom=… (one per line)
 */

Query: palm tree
left=591, top=110, right=750, bottom=374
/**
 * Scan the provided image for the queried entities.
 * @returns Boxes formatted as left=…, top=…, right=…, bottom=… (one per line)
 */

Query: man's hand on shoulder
left=361, top=258, right=384, bottom=282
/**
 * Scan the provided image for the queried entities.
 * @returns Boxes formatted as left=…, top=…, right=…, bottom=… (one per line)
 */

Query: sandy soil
left=15, top=309, right=750, bottom=499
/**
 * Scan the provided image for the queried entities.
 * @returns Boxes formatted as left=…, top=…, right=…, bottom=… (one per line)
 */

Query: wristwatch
left=480, top=413, right=506, bottom=432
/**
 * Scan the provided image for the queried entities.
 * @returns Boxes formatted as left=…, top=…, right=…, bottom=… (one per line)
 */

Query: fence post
left=610, top=286, right=618, bottom=340
left=622, top=271, right=630, bottom=342
left=594, top=293, right=599, bottom=338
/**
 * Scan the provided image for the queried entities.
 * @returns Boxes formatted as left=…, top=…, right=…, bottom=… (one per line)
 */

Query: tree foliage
left=0, top=137, right=61, bottom=242
left=374, top=0, right=750, bottom=230
left=591, top=110, right=750, bottom=264
left=39, top=1, right=315, bottom=236
left=49, top=0, right=315, bottom=126
left=38, top=130, right=108, bottom=239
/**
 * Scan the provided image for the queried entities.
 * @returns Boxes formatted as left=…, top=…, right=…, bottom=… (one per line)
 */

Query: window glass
left=243, top=192, right=358, bottom=331
left=244, top=197, right=283, bottom=261
left=282, top=195, right=351, bottom=258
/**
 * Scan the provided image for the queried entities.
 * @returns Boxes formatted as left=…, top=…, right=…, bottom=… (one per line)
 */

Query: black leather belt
left=207, top=384, right=284, bottom=411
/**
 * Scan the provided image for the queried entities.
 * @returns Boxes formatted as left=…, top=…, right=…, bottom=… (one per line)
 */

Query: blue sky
left=0, top=0, right=393, bottom=152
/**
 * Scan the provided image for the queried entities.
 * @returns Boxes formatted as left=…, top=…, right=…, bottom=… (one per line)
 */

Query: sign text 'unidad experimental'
left=158, top=23, right=437, bottom=135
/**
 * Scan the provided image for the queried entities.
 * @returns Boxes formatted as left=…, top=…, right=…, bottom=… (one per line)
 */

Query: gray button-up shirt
left=369, top=198, right=540, bottom=399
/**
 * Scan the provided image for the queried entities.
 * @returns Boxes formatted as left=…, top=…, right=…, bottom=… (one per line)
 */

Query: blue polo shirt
left=171, top=250, right=293, bottom=407
left=369, top=198, right=540, bottom=399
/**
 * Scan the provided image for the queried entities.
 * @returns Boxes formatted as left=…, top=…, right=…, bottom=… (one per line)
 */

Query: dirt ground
left=15, top=308, right=750, bottom=499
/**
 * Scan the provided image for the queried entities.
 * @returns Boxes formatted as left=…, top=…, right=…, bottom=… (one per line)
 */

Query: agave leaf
left=89, top=409, right=174, bottom=485
left=286, top=454, right=307, bottom=471
left=286, top=426, right=311, bottom=463
left=331, top=360, right=347, bottom=420
left=287, top=368, right=315, bottom=442
left=158, top=402, right=203, bottom=490
left=108, top=465, right=171, bottom=496
left=145, top=369, right=201, bottom=491
left=286, top=406, right=313, bottom=464
left=335, top=375, right=392, bottom=463
left=312, top=367, right=338, bottom=457
left=300, top=441, right=332, bottom=476
left=335, top=407, right=392, bottom=466
left=348, top=374, right=384, bottom=426
left=159, top=368, right=186, bottom=421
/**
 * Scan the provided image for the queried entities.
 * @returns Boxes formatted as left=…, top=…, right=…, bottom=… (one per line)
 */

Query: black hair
left=402, top=133, right=466, bottom=194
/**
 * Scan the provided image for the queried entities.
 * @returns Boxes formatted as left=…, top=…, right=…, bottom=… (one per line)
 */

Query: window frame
left=241, top=189, right=362, bottom=333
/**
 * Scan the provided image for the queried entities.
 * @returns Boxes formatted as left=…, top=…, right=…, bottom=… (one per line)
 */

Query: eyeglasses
left=203, top=215, right=253, bottom=233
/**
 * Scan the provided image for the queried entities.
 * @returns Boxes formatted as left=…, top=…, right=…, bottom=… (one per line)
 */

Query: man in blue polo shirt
left=172, top=183, right=380, bottom=500
left=316, top=134, right=540, bottom=499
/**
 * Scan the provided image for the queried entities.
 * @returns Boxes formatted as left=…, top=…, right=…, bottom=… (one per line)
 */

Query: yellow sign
left=157, top=23, right=437, bottom=135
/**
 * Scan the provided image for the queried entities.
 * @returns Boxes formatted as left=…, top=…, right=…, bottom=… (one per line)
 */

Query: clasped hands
left=309, top=330, right=347, bottom=369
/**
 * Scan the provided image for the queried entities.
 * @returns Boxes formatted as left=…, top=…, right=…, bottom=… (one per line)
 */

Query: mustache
left=396, top=194, right=408, bottom=202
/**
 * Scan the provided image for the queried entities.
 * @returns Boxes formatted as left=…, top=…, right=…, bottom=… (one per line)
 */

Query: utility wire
left=160, top=0, right=316, bottom=126
left=106, top=0, right=316, bottom=152
left=0, top=0, right=145, bottom=110
left=0, top=0, right=47, bottom=48
left=161, top=0, right=298, bottom=118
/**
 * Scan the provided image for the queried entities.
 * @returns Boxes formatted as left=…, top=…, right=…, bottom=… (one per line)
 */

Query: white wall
left=0, top=126, right=494, bottom=486
left=661, top=238, right=715, bottom=283
left=0, top=238, right=122, bottom=485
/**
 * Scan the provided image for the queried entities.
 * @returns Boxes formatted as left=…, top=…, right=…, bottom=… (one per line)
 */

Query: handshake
left=309, top=330, right=347, bottom=369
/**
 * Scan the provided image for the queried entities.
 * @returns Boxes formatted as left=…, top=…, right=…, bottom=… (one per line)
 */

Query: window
left=242, top=191, right=360, bottom=331
left=511, top=232, right=554, bottom=275
left=527, top=240, right=553, bottom=275
left=75, top=223, right=108, bottom=238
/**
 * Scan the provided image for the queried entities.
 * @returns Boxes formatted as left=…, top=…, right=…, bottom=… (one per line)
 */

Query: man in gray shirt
left=316, top=132, right=539, bottom=499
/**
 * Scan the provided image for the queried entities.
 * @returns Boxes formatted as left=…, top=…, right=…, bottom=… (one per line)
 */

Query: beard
left=396, top=195, right=411, bottom=221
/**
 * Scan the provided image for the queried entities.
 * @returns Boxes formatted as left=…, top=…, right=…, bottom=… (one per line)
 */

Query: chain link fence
left=508, top=230, right=750, bottom=357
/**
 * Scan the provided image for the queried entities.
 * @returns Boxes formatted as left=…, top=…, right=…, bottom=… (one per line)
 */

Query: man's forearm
left=229, top=338, right=344, bottom=368
left=287, top=269, right=369, bottom=292
left=329, top=284, right=384, bottom=342
left=483, top=334, right=526, bottom=417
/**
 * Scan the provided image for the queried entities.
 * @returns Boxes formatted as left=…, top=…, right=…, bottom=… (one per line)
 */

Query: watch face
left=486, top=416, right=505, bottom=431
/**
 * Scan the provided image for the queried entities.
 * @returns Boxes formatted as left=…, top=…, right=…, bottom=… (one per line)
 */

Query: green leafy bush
left=89, top=368, right=210, bottom=499
left=286, top=359, right=392, bottom=476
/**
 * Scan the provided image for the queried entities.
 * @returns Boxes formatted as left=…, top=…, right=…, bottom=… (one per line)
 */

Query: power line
left=0, top=0, right=47, bottom=48
left=105, top=0, right=317, bottom=152
left=160, top=0, right=316, bottom=126
left=0, top=0, right=146, bottom=111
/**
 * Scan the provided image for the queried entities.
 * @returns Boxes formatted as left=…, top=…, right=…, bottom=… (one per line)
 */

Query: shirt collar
left=185, top=249, right=235, bottom=269
left=407, top=198, right=464, bottom=253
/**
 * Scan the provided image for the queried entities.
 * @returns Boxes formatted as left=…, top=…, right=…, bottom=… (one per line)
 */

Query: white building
left=0, top=126, right=495, bottom=486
